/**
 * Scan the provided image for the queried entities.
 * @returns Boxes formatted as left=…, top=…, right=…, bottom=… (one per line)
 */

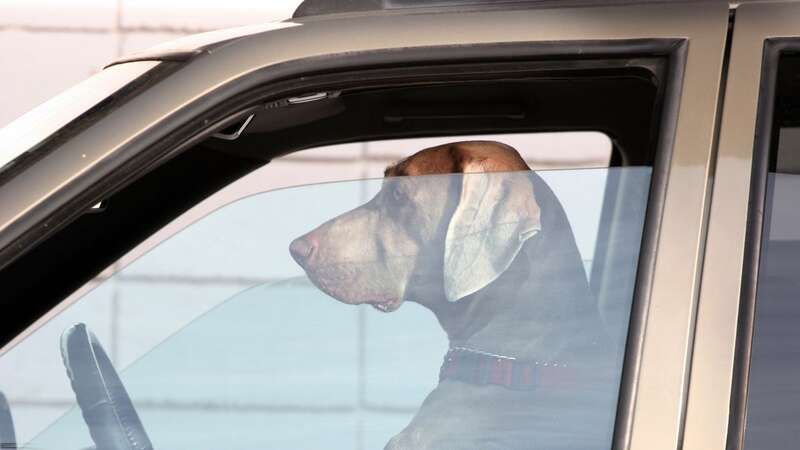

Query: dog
left=290, top=141, right=617, bottom=449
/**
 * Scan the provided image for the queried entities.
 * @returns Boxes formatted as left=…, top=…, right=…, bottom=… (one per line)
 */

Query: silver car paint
left=0, top=2, right=755, bottom=449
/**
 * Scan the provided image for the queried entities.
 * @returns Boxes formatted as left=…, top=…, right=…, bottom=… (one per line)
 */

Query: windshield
left=0, top=166, right=650, bottom=449
left=0, top=61, right=159, bottom=177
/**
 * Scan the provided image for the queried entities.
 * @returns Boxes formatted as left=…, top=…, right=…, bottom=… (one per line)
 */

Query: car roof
left=291, top=0, right=766, bottom=19
left=106, top=22, right=300, bottom=68
left=107, top=0, right=763, bottom=68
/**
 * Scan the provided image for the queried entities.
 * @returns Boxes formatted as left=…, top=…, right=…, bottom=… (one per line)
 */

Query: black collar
left=438, top=346, right=573, bottom=391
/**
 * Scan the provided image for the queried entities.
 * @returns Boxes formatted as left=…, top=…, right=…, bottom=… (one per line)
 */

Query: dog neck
left=409, top=173, right=602, bottom=363
left=425, top=254, right=548, bottom=358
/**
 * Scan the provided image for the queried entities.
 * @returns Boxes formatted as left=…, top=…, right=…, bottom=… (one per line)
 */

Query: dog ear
left=443, top=161, right=541, bottom=302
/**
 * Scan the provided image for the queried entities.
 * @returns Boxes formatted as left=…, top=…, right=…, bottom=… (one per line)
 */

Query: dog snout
left=290, top=235, right=317, bottom=266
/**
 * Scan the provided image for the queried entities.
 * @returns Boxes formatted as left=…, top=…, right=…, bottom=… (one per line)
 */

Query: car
left=1, top=0, right=799, bottom=449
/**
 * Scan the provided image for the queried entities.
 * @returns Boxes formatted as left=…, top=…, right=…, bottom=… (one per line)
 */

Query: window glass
left=744, top=136, right=800, bottom=449
left=745, top=54, right=800, bottom=449
left=100, top=132, right=615, bottom=348
left=0, top=137, right=649, bottom=449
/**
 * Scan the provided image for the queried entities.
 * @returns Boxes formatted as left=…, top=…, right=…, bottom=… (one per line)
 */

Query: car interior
left=0, top=43, right=687, bottom=450
left=0, top=56, right=673, bottom=348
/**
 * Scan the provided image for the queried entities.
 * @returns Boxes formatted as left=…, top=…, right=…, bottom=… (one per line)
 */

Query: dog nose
left=290, top=236, right=316, bottom=266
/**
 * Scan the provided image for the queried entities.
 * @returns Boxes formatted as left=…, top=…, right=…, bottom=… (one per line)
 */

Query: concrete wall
left=0, top=0, right=301, bottom=127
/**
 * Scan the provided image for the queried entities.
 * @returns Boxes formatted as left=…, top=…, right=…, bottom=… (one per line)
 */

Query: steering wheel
left=0, top=391, right=17, bottom=450
left=60, top=323, right=154, bottom=450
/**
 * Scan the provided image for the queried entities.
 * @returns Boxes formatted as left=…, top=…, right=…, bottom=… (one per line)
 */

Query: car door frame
left=0, top=3, right=731, bottom=450
left=684, top=2, right=800, bottom=450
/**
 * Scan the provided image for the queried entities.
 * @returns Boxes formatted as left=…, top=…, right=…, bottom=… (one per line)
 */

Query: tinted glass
left=745, top=54, right=800, bottom=448
left=0, top=165, right=650, bottom=450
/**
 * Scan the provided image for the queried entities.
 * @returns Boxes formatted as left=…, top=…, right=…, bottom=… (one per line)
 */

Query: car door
left=0, top=3, right=730, bottom=450
left=685, top=2, right=800, bottom=449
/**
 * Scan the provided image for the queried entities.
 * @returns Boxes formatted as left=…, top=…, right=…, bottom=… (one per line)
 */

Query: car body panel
left=0, top=2, right=732, bottom=449
left=104, top=22, right=299, bottom=68
left=0, top=62, right=160, bottom=172
left=683, top=3, right=800, bottom=450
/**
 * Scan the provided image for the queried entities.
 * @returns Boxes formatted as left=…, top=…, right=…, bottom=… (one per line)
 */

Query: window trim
left=0, top=4, right=733, bottom=448
left=2, top=38, right=685, bottom=449
left=727, top=37, right=799, bottom=450
left=0, top=39, right=682, bottom=271
left=682, top=3, right=800, bottom=449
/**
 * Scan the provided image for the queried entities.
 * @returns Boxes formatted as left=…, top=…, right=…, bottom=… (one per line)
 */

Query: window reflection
left=1, top=161, right=650, bottom=450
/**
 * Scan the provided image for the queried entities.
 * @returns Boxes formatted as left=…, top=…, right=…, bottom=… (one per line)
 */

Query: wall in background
left=0, top=0, right=302, bottom=127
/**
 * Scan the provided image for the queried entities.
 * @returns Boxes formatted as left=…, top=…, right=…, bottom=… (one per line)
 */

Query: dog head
left=289, top=141, right=541, bottom=312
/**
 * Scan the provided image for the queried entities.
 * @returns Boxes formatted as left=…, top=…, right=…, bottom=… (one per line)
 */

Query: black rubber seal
left=725, top=38, right=799, bottom=450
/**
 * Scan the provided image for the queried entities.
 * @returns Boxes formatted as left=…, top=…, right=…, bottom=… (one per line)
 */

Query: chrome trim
left=287, top=91, right=337, bottom=104
left=211, top=113, right=254, bottom=140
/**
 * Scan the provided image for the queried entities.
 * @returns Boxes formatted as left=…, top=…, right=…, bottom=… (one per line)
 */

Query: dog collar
left=438, top=346, right=574, bottom=391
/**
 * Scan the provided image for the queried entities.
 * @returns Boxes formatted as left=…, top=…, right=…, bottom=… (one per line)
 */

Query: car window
left=744, top=53, right=800, bottom=449
left=0, top=53, right=671, bottom=353
left=0, top=137, right=650, bottom=449
left=115, top=131, right=612, bottom=272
